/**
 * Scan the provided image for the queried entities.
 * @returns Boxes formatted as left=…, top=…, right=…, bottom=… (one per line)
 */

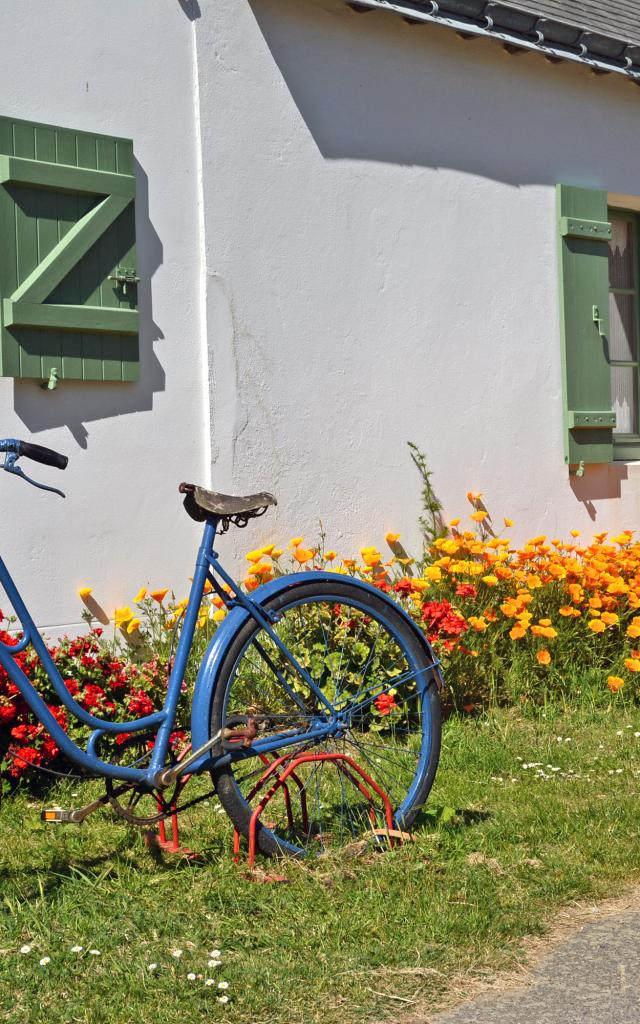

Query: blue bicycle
left=0, top=438, right=442, bottom=857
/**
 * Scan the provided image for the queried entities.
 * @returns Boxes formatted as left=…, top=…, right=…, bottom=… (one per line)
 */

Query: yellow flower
left=588, top=619, right=606, bottom=634
left=526, top=574, right=542, bottom=590
left=324, top=550, right=337, bottom=561
left=360, top=546, right=382, bottom=567
left=536, top=649, right=551, bottom=665
left=510, top=624, right=527, bottom=639
left=271, top=549, right=283, bottom=559
left=559, top=605, right=581, bottom=617
left=600, top=612, right=619, bottom=626
left=468, top=616, right=489, bottom=632
left=607, top=675, right=625, bottom=692
left=624, top=658, right=640, bottom=672
left=293, top=547, right=314, bottom=565
left=503, top=518, right=514, bottom=528
left=114, top=606, right=134, bottom=628
left=531, top=625, right=557, bottom=639
left=78, top=587, right=92, bottom=600
left=385, top=532, right=400, bottom=544
left=245, top=549, right=264, bottom=564
left=126, top=617, right=141, bottom=634
left=213, top=608, right=227, bottom=622
left=467, top=491, right=482, bottom=504
left=449, top=518, right=461, bottom=527
left=247, top=561, right=273, bottom=577
left=570, top=529, right=581, bottom=538
left=288, top=536, right=304, bottom=548
left=470, top=511, right=488, bottom=523
left=627, top=624, right=640, bottom=638
left=133, top=587, right=147, bottom=603
left=150, top=589, right=169, bottom=604
left=261, top=544, right=276, bottom=556
left=423, top=566, right=442, bottom=582
left=481, top=575, right=498, bottom=587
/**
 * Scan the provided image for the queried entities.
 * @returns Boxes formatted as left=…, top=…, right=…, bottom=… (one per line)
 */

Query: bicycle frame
left=0, top=518, right=343, bottom=788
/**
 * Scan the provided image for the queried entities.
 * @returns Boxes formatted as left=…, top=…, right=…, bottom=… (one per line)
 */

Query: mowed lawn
left=1, top=701, right=640, bottom=1024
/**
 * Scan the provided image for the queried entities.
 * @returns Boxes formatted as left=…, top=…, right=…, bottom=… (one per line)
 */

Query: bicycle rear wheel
left=210, top=578, right=441, bottom=858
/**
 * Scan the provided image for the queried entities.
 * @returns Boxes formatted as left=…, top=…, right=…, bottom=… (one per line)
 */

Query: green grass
left=2, top=698, right=640, bottom=1024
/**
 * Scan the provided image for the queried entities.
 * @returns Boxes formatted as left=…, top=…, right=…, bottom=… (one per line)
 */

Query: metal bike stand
left=151, top=744, right=201, bottom=860
left=233, top=751, right=396, bottom=869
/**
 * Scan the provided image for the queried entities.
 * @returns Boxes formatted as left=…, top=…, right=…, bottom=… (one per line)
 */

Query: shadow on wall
left=248, top=0, right=640, bottom=188
left=177, top=0, right=201, bottom=19
left=569, top=463, right=628, bottom=520
left=12, top=160, right=165, bottom=449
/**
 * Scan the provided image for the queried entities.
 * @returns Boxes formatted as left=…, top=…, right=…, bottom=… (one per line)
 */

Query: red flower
left=375, top=692, right=398, bottom=716
left=394, top=578, right=414, bottom=595
left=455, top=583, right=477, bottom=599
left=421, top=600, right=467, bottom=639
left=0, top=703, right=17, bottom=723
left=127, top=689, right=155, bottom=717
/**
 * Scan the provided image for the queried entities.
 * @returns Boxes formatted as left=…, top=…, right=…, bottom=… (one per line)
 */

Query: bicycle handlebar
left=16, top=441, right=68, bottom=471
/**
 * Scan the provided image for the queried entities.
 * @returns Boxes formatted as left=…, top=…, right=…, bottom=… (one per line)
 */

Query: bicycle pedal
left=41, top=807, right=78, bottom=824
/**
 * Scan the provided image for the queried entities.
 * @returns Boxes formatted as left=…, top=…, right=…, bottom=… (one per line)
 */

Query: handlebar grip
left=17, top=441, right=68, bottom=470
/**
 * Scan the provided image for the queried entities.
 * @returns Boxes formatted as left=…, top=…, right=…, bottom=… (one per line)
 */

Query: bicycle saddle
left=179, top=482, right=277, bottom=525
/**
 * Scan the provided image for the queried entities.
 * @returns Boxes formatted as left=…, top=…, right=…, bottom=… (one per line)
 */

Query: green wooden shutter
left=0, top=115, right=139, bottom=382
left=557, top=184, right=615, bottom=465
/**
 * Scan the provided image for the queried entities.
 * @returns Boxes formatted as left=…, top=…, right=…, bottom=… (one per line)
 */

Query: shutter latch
left=109, top=266, right=140, bottom=296
left=592, top=305, right=607, bottom=339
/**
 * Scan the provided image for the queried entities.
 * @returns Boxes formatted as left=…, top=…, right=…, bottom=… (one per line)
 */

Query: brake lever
left=3, top=452, right=65, bottom=498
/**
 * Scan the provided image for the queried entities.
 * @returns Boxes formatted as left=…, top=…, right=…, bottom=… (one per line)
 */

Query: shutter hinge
left=567, top=410, right=616, bottom=429
left=560, top=217, right=612, bottom=241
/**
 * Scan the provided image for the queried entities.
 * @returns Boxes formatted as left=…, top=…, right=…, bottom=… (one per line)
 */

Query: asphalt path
left=432, top=910, right=640, bottom=1023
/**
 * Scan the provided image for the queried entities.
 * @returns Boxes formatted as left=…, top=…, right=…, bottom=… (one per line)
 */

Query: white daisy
left=187, top=973, right=197, bottom=981
left=205, top=979, right=216, bottom=986
left=70, top=945, right=83, bottom=953
left=148, top=964, right=158, bottom=972
left=89, top=949, right=101, bottom=956
left=19, top=945, right=32, bottom=954
left=218, top=981, right=229, bottom=990
left=209, top=949, right=221, bottom=958
left=208, top=959, right=222, bottom=968
left=217, top=995, right=229, bottom=1004
left=39, top=957, right=51, bottom=966
left=171, top=949, right=183, bottom=959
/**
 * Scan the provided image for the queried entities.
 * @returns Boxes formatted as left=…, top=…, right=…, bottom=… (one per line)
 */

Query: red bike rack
left=233, top=751, right=396, bottom=868
left=147, top=745, right=399, bottom=869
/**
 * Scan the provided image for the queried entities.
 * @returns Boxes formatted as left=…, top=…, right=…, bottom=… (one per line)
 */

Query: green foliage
left=407, top=441, right=447, bottom=553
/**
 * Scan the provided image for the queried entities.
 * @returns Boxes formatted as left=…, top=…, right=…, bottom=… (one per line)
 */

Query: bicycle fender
left=189, top=571, right=440, bottom=771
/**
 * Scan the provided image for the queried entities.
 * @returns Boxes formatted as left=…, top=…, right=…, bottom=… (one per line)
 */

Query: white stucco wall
left=3, top=0, right=640, bottom=632
left=0, top=1, right=209, bottom=631
left=195, top=0, right=640, bottom=562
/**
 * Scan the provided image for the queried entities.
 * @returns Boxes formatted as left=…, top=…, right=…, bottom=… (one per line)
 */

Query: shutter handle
left=109, top=267, right=140, bottom=297
left=592, top=305, right=607, bottom=339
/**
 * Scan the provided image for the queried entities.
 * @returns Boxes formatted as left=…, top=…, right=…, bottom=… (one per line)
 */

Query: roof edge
left=345, top=0, right=640, bottom=84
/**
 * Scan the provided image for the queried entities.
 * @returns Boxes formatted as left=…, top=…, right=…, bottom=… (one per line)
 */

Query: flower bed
left=2, top=495, right=639, bottom=786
